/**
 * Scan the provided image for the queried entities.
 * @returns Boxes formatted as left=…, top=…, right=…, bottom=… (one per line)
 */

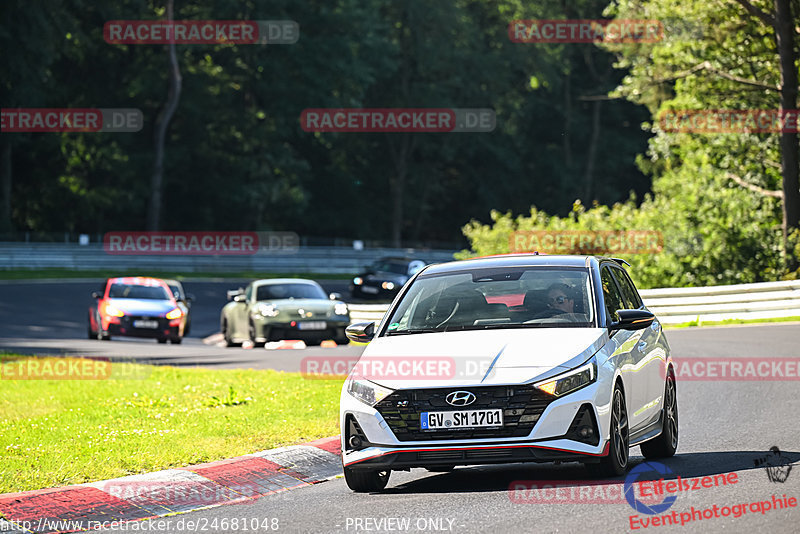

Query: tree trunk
left=387, top=135, right=415, bottom=248
left=147, top=0, right=182, bottom=231
left=582, top=100, right=602, bottom=203
left=774, top=0, right=800, bottom=268
left=0, top=141, right=11, bottom=233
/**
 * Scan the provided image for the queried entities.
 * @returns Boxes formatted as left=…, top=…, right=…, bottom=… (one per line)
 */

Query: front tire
left=587, top=384, right=629, bottom=478
left=249, top=321, right=266, bottom=348
left=222, top=318, right=238, bottom=347
left=640, top=370, right=678, bottom=458
left=343, top=464, right=390, bottom=492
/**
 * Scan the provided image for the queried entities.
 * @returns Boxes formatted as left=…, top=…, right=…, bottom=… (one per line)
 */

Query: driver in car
left=546, top=283, right=575, bottom=314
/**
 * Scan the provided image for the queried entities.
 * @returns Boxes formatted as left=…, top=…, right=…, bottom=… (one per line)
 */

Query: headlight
left=255, top=303, right=279, bottom=317
left=334, top=303, right=349, bottom=316
left=346, top=378, right=393, bottom=406
left=535, top=357, right=597, bottom=397
left=165, top=308, right=183, bottom=320
left=353, top=277, right=363, bottom=286
left=104, top=304, right=125, bottom=317
left=381, top=281, right=395, bottom=290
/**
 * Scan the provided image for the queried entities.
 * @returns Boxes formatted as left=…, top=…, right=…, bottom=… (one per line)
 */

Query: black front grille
left=375, top=385, right=554, bottom=441
left=120, top=316, right=168, bottom=330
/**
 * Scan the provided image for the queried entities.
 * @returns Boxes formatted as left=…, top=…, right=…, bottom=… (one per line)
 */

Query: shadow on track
left=381, top=451, right=800, bottom=494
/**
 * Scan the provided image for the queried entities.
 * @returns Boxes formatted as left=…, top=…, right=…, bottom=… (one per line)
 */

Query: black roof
left=422, top=254, right=595, bottom=275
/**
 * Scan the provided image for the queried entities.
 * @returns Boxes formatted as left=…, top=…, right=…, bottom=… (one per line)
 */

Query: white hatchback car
left=340, top=254, right=677, bottom=492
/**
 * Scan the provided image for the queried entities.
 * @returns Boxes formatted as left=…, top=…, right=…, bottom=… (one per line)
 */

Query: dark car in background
left=88, top=277, right=187, bottom=343
left=350, top=257, right=429, bottom=300
left=162, top=279, right=195, bottom=336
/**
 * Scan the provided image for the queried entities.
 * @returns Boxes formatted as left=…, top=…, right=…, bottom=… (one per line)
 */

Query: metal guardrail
left=349, top=280, right=800, bottom=326
left=0, top=243, right=458, bottom=274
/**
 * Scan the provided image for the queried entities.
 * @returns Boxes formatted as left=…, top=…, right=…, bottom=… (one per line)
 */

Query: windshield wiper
left=386, top=328, right=438, bottom=336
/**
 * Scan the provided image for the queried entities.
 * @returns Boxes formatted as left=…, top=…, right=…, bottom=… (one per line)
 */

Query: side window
left=612, top=268, right=643, bottom=309
left=600, top=267, right=625, bottom=324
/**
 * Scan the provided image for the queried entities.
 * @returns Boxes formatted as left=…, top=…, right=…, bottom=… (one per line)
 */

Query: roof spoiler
left=611, top=258, right=631, bottom=267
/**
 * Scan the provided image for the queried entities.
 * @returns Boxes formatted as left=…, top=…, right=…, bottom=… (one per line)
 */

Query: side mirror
left=233, top=294, right=246, bottom=303
left=186, top=293, right=195, bottom=302
left=91, top=291, right=101, bottom=299
left=227, top=288, right=244, bottom=302
left=346, top=321, right=375, bottom=343
left=329, top=292, right=343, bottom=301
left=609, top=309, right=655, bottom=331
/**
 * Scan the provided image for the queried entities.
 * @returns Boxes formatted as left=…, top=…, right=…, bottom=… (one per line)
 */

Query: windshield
left=108, top=283, right=171, bottom=300
left=384, top=267, right=594, bottom=334
left=371, top=260, right=410, bottom=275
left=256, top=283, right=327, bottom=301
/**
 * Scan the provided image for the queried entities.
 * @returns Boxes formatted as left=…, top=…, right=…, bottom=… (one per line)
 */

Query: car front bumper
left=107, top=317, right=179, bottom=339
left=340, top=378, right=615, bottom=470
left=252, top=319, right=350, bottom=343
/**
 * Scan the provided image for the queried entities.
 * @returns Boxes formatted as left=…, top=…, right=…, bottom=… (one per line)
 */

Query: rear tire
left=343, top=464, right=390, bottom=492
left=170, top=337, right=182, bottom=345
left=249, top=321, right=266, bottom=348
left=586, top=384, right=629, bottom=478
left=640, top=371, right=678, bottom=458
left=157, top=337, right=168, bottom=344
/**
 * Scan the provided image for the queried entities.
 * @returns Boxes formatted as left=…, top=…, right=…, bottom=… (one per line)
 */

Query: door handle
left=637, top=341, right=648, bottom=352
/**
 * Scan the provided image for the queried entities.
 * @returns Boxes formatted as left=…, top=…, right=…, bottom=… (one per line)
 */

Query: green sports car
left=220, top=278, right=351, bottom=347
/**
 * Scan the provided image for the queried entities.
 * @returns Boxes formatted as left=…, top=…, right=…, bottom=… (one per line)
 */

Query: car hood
left=263, top=298, right=333, bottom=312
left=356, top=328, right=607, bottom=389
left=108, top=299, right=175, bottom=315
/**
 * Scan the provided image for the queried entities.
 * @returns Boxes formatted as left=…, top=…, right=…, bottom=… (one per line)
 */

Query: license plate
left=297, top=321, right=327, bottom=330
left=420, top=409, right=503, bottom=430
left=361, top=286, right=379, bottom=294
left=133, top=320, right=158, bottom=329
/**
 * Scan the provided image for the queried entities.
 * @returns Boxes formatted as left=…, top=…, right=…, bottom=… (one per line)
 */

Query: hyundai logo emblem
left=446, top=391, right=476, bottom=406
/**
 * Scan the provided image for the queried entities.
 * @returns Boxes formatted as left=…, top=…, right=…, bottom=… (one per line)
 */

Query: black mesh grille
left=374, top=385, right=554, bottom=441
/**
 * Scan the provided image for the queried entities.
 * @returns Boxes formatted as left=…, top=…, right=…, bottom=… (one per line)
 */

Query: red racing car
left=88, top=276, right=187, bottom=343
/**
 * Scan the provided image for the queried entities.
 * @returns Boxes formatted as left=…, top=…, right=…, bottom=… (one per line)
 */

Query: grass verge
left=0, top=356, right=342, bottom=494
left=0, top=269, right=352, bottom=280
left=665, top=316, right=800, bottom=329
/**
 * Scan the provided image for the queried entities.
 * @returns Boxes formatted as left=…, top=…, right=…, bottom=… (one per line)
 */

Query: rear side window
left=611, top=268, right=643, bottom=309
left=600, top=267, right=625, bottom=324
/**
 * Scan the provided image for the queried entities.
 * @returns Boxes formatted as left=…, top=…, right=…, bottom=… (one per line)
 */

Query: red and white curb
left=0, top=437, right=341, bottom=534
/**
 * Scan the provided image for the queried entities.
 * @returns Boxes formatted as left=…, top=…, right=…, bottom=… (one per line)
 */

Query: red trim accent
left=344, top=440, right=609, bottom=467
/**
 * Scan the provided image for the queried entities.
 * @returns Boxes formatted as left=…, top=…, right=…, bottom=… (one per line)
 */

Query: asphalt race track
left=1, top=280, right=799, bottom=532
left=0, top=279, right=363, bottom=371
